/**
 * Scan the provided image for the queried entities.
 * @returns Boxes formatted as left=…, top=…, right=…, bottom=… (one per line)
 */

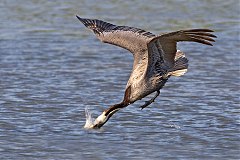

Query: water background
left=0, top=0, right=239, bottom=159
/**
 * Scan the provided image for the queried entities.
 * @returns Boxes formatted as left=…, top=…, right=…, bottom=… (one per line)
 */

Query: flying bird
left=76, top=15, right=216, bottom=129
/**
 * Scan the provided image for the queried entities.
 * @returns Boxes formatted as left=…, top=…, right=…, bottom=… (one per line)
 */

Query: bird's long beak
left=91, top=108, right=120, bottom=129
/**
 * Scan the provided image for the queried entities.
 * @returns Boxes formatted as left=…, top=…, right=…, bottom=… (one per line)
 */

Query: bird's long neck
left=105, top=101, right=128, bottom=116
left=92, top=86, right=132, bottom=129
left=91, top=102, right=129, bottom=129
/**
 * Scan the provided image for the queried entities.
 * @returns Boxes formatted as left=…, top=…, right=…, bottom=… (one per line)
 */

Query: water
left=84, top=107, right=94, bottom=129
left=0, top=0, right=239, bottom=159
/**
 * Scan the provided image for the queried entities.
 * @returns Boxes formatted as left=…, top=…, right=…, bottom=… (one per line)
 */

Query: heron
left=76, top=15, right=216, bottom=129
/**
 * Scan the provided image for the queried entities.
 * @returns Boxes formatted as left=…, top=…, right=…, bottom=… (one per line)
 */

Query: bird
left=76, top=15, right=217, bottom=129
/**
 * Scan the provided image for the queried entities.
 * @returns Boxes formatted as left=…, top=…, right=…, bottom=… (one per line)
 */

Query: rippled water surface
left=0, top=0, right=239, bottom=159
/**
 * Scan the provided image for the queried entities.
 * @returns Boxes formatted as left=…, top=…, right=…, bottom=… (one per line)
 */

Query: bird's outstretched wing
left=76, top=16, right=155, bottom=53
left=150, top=29, right=217, bottom=67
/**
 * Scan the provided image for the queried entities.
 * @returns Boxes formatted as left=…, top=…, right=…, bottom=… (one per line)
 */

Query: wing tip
left=76, top=15, right=85, bottom=23
left=187, top=29, right=217, bottom=46
left=76, top=15, right=81, bottom=20
left=187, top=29, right=214, bottom=32
left=208, top=43, right=214, bottom=46
left=76, top=15, right=93, bottom=28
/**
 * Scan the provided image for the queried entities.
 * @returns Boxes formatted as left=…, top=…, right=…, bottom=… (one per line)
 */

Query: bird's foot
left=139, top=91, right=160, bottom=110
left=139, top=100, right=154, bottom=110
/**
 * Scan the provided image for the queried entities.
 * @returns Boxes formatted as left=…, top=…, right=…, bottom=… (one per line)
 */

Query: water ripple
left=0, top=0, right=239, bottom=159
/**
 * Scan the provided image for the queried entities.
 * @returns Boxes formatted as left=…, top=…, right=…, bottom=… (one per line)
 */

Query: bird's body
left=76, top=16, right=216, bottom=129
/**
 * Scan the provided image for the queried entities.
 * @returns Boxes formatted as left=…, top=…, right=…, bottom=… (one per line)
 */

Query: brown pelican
left=76, top=15, right=216, bottom=129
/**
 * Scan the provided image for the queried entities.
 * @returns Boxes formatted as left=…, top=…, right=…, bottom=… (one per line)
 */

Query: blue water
left=0, top=0, right=239, bottom=159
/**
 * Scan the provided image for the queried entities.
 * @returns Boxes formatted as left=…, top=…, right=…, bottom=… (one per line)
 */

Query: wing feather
left=150, top=29, right=217, bottom=67
left=77, top=16, right=217, bottom=73
left=76, top=16, right=155, bottom=53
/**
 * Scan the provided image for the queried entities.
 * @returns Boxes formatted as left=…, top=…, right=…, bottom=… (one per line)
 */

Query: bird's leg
left=140, top=90, right=160, bottom=110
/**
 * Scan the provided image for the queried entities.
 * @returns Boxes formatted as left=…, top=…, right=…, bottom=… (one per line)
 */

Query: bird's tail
left=168, top=50, right=188, bottom=77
